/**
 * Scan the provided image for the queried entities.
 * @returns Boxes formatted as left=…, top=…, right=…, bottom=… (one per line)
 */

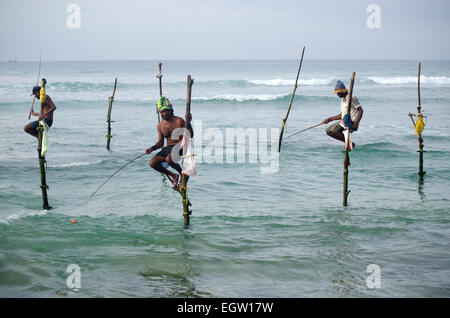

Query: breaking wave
left=49, top=160, right=103, bottom=169
left=0, top=209, right=49, bottom=224
left=368, top=76, right=450, bottom=85
left=193, top=93, right=289, bottom=102
left=248, top=77, right=335, bottom=86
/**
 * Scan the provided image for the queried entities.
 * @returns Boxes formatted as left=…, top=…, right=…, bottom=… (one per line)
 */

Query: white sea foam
left=0, top=209, right=49, bottom=224
left=193, top=93, right=288, bottom=102
left=49, top=160, right=102, bottom=168
left=248, top=77, right=334, bottom=86
left=368, top=76, right=450, bottom=85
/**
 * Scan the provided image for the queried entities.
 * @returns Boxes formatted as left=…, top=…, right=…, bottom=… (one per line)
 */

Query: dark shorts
left=155, top=145, right=174, bottom=158
left=326, top=122, right=344, bottom=134
left=154, top=145, right=183, bottom=158
left=326, top=121, right=358, bottom=134
left=30, top=118, right=53, bottom=130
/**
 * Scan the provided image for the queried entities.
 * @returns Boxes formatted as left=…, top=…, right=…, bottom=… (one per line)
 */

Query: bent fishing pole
left=283, top=122, right=324, bottom=140
left=89, top=153, right=147, bottom=199
left=28, top=53, right=42, bottom=119
left=278, top=46, right=305, bottom=152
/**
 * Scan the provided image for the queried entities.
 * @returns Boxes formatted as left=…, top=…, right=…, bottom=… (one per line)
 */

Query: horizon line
left=3, top=58, right=450, bottom=63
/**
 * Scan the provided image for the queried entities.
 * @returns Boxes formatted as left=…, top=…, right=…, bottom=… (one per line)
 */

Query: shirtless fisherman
left=24, top=85, right=56, bottom=138
left=322, top=80, right=363, bottom=150
left=145, top=96, right=193, bottom=187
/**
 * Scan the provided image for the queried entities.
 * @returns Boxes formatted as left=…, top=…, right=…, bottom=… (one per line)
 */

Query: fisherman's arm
left=145, top=125, right=164, bottom=154
left=29, top=109, right=40, bottom=117
left=352, top=106, right=363, bottom=130
left=322, top=114, right=341, bottom=124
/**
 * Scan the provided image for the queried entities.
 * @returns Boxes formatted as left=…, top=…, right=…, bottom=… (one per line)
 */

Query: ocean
left=0, top=59, right=449, bottom=297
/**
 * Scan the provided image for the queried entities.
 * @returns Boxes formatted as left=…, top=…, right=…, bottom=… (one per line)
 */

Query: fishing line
left=89, top=153, right=147, bottom=200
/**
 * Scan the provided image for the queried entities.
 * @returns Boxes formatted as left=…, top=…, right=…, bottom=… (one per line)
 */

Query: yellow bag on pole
left=415, top=116, right=425, bottom=136
left=40, top=86, right=46, bottom=103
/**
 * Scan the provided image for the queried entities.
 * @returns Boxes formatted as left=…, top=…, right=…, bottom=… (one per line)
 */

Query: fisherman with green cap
left=145, top=96, right=193, bottom=187
left=321, top=80, right=363, bottom=150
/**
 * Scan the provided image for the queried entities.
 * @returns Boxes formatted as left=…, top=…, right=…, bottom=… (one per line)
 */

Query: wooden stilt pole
left=178, top=182, right=192, bottom=228
left=278, top=46, right=306, bottom=152
left=156, top=63, right=171, bottom=174
left=175, top=75, right=194, bottom=228
left=343, top=72, right=356, bottom=207
left=417, top=62, right=426, bottom=182
left=156, top=62, right=162, bottom=123
left=106, top=77, right=117, bottom=150
left=37, top=78, right=51, bottom=210
left=408, top=63, right=426, bottom=182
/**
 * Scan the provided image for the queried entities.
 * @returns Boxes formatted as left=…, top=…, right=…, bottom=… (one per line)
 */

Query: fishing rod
left=283, top=122, right=324, bottom=140
left=28, top=53, right=42, bottom=119
left=278, top=46, right=306, bottom=152
left=89, top=153, right=147, bottom=199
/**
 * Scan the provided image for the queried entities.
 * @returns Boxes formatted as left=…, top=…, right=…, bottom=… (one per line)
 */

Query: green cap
left=157, top=96, right=173, bottom=111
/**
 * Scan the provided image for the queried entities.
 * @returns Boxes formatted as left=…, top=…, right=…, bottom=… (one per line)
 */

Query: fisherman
left=145, top=96, right=193, bottom=187
left=24, top=86, right=56, bottom=138
left=321, top=80, right=363, bottom=150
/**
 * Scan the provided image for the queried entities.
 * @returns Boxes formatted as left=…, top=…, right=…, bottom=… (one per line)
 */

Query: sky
left=1, top=0, right=449, bottom=61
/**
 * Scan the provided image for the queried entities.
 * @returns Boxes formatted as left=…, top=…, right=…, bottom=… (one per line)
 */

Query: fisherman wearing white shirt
left=322, top=80, right=363, bottom=151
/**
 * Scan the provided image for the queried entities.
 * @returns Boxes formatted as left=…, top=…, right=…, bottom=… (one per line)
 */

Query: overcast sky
left=1, top=0, right=449, bottom=61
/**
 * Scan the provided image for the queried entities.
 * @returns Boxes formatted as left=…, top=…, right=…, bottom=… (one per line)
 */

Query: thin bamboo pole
left=106, top=77, right=117, bottom=150
left=37, top=78, right=51, bottom=210
left=417, top=62, right=426, bottom=181
left=278, top=46, right=305, bottom=152
left=343, top=72, right=356, bottom=207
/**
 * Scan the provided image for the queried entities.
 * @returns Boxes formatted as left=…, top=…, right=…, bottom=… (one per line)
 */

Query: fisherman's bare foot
left=343, top=142, right=356, bottom=152
left=171, top=174, right=179, bottom=188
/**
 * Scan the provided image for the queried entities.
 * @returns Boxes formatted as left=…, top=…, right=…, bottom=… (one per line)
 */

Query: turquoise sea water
left=0, top=60, right=449, bottom=297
